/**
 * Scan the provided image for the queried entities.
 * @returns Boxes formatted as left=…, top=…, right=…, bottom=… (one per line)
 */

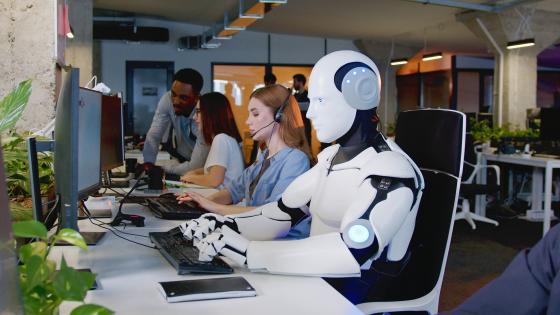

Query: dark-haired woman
left=180, top=92, right=244, bottom=188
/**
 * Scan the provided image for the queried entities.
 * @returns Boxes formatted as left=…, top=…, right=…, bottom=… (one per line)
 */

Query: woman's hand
left=177, top=191, right=221, bottom=214
left=180, top=173, right=194, bottom=183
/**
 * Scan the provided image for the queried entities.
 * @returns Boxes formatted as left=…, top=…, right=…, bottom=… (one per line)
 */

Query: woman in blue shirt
left=177, top=85, right=311, bottom=238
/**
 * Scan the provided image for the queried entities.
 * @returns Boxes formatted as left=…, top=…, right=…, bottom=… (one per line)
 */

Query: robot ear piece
left=334, top=62, right=380, bottom=110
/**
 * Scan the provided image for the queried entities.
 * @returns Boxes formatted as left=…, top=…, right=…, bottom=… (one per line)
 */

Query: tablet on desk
left=158, top=277, right=256, bottom=303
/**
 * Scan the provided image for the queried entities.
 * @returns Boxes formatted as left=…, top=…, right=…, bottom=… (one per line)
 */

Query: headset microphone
left=250, top=121, right=275, bottom=137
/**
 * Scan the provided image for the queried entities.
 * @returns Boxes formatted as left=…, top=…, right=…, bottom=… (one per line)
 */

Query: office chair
left=357, top=109, right=465, bottom=315
left=455, top=134, right=499, bottom=229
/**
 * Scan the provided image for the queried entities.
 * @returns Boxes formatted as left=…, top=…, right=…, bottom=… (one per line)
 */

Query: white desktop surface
left=53, top=204, right=363, bottom=315
left=480, top=153, right=560, bottom=236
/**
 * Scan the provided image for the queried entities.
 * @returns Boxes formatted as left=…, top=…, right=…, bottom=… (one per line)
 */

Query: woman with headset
left=177, top=84, right=312, bottom=239
left=179, top=92, right=245, bottom=189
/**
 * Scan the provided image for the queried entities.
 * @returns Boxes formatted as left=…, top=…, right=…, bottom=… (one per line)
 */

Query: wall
left=0, top=0, right=57, bottom=131
left=98, top=18, right=358, bottom=97
left=66, top=0, right=92, bottom=86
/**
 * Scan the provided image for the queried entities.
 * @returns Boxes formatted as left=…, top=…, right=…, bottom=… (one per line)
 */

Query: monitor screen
left=0, top=148, right=23, bottom=313
left=78, top=87, right=102, bottom=194
left=540, top=107, right=560, bottom=141
left=100, top=95, right=124, bottom=171
left=54, top=68, right=102, bottom=230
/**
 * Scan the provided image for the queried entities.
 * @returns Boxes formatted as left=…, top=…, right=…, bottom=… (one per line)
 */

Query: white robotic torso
left=308, top=145, right=378, bottom=235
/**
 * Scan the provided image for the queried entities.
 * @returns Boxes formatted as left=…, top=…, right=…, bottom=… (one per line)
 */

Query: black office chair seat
left=460, top=183, right=499, bottom=197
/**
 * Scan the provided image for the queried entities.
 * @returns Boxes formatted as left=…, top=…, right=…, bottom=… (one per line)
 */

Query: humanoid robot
left=181, top=50, right=424, bottom=302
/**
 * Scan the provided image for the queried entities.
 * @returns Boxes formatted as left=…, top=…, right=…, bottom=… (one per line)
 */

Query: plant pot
left=481, top=141, right=494, bottom=154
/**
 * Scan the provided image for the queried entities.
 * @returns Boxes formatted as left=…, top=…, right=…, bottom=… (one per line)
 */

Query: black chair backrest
left=395, top=109, right=464, bottom=178
left=365, top=109, right=465, bottom=301
left=462, top=133, right=476, bottom=180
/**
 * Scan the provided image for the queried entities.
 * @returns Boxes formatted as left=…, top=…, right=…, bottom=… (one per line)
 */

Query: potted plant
left=0, top=80, right=55, bottom=221
left=470, top=118, right=496, bottom=153
left=12, top=220, right=113, bottom=315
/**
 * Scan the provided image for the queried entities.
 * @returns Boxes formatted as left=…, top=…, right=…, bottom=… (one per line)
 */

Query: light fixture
left=63, top=3, right=73, bottom=39
left=422, top=52, right=443, bottom=61
left=259, top=0, right=287, bottom=3
left=506, top=38, right=535, bottom=50
left=390, top=58, right=408, bottom=66
left=66, top=26, right=74, bottom=39
left=239, top=0, right=264, bottom=19
left=213, top=35, right=232, bottom=40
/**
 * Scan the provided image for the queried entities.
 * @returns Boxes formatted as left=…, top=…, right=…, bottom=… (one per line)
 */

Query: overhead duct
left=178, top=0, right=286, bottom=50
left=93, top=19, right=169, bottom=42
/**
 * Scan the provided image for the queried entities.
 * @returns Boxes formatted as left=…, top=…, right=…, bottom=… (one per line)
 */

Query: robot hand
left=179, top=213, right=226, bottom=240
left=196, top=225, right=250, bottom=266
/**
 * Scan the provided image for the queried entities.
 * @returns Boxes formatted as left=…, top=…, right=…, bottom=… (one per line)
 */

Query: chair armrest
left=463, top=164, right=500, bottom=185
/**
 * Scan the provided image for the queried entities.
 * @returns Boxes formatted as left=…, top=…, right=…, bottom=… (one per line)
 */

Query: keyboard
left=146, top=196, right=207, bottom=220
left=149, top=227, right=233, bottom=275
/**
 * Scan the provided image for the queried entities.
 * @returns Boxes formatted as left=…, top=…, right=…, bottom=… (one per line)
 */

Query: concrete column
left=459, top=7, right=560, bottom=128
left=66, top=0, right=92, bottom=86
left=0, top=0, right=57, bottom=131
left=355, top=39, right=418, bottom=134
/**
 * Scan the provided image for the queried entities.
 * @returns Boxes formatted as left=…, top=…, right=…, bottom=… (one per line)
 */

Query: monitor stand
left=54, top=231, right=106, bottom=246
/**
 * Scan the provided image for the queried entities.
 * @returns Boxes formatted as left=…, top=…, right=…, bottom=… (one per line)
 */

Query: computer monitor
left=100, top=94, right=124, bottom=171
left=54, top=68, right=102, bottom=230
left=540, top=107, right=560, bottom=141
left=0, top=148, right=24, bottom=313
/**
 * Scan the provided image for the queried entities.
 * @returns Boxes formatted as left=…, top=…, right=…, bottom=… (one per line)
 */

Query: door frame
left=125, top=61, right=174, bottom=135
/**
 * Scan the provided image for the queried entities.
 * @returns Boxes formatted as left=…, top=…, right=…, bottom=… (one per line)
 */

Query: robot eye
left=318, top=97, right=324, bottom=103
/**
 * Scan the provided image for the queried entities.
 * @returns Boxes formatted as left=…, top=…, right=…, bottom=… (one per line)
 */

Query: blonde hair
left=250, top=84, right=311, bottom=158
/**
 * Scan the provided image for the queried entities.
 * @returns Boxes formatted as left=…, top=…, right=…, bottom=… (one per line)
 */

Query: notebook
left=157, top=277, right=256, bottom=303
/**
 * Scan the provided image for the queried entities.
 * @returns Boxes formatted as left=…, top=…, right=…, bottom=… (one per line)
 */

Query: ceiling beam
left=403, top=0, right=543, bottom=13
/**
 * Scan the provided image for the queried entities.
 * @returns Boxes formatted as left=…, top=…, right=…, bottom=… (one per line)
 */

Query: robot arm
left=184, top=165, right=319, bottom=242
left=245, top=173, right=419, bottom=276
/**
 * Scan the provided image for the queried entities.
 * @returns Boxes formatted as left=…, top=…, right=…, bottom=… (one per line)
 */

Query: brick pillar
left=0, top=0, right=58, bottom=132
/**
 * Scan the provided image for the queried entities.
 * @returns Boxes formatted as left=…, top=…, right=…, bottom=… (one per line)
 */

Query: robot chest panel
left=311, top=169, right=363, bottom=228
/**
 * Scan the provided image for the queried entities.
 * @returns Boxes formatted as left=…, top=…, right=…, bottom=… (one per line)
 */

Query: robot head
left=307, top=50, right=381, bottom=143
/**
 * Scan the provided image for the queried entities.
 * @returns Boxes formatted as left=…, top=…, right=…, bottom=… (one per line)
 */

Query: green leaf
left=53, top=257, right=95, bottom=301
left=0, top=79, right=32, bottom=133
left=71, top=304, right=115, bottom=315
left=12, top=220, right=48, bottom=239
left=55, top=229, right=88, bottom=249
left=24, top=255, right=52, bottom=294
left=19, top=241, right=48, bottom=263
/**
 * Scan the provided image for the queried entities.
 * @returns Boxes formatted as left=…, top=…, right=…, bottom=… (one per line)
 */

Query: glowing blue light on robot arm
left=342, top=219, right=375, bottom=249
left=348, top=224, right=370, bottom=243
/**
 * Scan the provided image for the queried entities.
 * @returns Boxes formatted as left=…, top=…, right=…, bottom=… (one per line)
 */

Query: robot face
left=307, top=77, right=355, bottom=143
left=307, top=51, right=381, bottom=143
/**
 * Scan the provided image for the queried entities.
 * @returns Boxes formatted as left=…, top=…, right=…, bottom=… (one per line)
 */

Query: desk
left=53, top=204, right=363, bottom=315
left=479, top=153, right=560, bottom=236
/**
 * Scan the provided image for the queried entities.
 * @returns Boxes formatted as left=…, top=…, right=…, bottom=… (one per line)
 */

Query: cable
left=81, top=201, right=155, bottom=249
left=106, top=187, right=126, bottom=197
left=81, top=200, right=148, bottom=238
left=110, top=175, right=148, bottom=226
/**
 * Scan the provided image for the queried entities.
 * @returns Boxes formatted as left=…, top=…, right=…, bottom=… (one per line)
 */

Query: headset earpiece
left=274, top=90, right=291, bottom=123
left=334, top=62, right=379, bottom=110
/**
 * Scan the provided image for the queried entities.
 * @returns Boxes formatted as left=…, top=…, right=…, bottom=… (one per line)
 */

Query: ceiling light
left=259, top=0, right=287, bottom=3
left=213, top=35, right=232, bottom=40
left=506, top=38, right=535, bottom=50
left=239, top=0, right=264, bottom=19
left=422, top=52, right=443, bottom=61
left=390, top=58, right=408, bottom=66
left=66, top=26, right=74, bottom=39
left=201, top=42, right=221, bottom=49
